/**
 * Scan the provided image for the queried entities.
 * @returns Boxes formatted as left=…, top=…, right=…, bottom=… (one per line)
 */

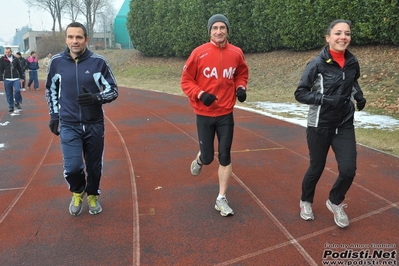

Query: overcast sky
left=0, top=0, right=125, bottom=43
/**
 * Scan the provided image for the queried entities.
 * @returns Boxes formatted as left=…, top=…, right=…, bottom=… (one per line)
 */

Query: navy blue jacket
left=26, top=55, right=40, bottom=70
left=46, top=47, right=118, bottom=124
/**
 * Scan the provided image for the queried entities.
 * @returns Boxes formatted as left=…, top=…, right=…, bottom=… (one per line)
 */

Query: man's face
left=210, top=22, right=228, bottom=44
left=5, top=49, right=12, bottom=57
left=66, top=27, right=88, bottom=58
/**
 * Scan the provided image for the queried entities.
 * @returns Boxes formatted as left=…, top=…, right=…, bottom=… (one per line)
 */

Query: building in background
left=19, top=0, right=133, bottom=53
left=114, top=0, right=133, bottom=49
left=22, top=31, right=112, bottom=54
left=22, top=31, right=52, bottom=53
left=0, top=45, right=21, bottom=55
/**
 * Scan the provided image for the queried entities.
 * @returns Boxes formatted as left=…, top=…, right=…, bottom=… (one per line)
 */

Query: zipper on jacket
left=342, top=71, right=345, bottom=80
left=75, top=58, right=83, bottom=125
left=8, top=58, right=15, bottom=79
left=214, top=46, right=223, bottom=117
left=10, top=63, right=14, bottom=79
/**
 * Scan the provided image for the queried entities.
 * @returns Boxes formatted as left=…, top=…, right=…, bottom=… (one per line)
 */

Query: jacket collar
left=210, top=39, right=229, bottom=48
left=63, top=47, right=92, bottom=61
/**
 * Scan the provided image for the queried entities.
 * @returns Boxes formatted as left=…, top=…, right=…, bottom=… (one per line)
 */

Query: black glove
left=77, top=87, right=102, bottom=106
left=200, top=92, right=217, bottom=107
left=49, top=120, right=60, bottom=136
left=354, top=92, right=366, bottom=111
left=236, top=87, right=247, bottom=102
left=323, top=95, right=347, bottom=109
left=356, top=98, right=366, bottom=111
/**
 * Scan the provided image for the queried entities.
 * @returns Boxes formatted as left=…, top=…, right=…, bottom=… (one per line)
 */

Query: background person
left=294, top=19, right=367, bottom=228
left=46, top=22, right=118, bottom=216
left=43, top=52, right=52, bottom=73
left=0, top=47, right=24, bottom=112
left=181, top=14, right=249, bottom=217
left=26, top=51, right=40, bottom=90
left=16, top=52, right=27, bottom=91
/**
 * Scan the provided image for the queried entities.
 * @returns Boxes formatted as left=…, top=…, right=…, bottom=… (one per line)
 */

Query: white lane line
left=229, top=172, right=317, bottom=266
left=105, top=115, right=140, bottom=266
left=0, top=187, right=25, bottom=192
left=0, top=135, right=53, bottom=224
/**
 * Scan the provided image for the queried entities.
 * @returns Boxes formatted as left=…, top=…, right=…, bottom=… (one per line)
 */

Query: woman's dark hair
left=326, top=19, right=352, bottom=35
left=66, top=22, right=88, bottom=38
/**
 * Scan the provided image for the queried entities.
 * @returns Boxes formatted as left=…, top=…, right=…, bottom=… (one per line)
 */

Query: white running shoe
left=326, top=199, right=349, bottom=228
left=190, top=159, right=202, bottom=176
left=215, top=198, right=234, bottom=216
left=300, top=200, right=314, bottom=221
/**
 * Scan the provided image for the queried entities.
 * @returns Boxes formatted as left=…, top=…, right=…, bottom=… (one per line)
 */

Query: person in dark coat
left=295, top=19, right=367, bottom=228
left=0, top=47, right=23, bottom=112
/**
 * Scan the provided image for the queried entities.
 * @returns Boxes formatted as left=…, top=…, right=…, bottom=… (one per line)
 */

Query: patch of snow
left=238, top=102, right=399, bottom=130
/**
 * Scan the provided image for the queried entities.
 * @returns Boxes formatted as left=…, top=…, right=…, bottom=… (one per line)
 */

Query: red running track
left=0, top=85, right=398, bottom=265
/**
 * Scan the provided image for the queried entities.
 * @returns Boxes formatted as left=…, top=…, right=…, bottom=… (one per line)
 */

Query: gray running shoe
left=87, top=195, right=102, bottom=215
left=190, top=159, right=202, bottom=176
left=300, top=200, right=314, bottom=221
left=69, top=191, right=85, bottom=216
left=215, top=198, right=234, bottom=216
left=326, top=199, right=349, bottom=228
left=15, top=103, right=21, bottom=109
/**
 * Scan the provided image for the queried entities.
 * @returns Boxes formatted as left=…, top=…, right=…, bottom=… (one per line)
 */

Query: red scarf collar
left=329, top=48, right=345, bottom=68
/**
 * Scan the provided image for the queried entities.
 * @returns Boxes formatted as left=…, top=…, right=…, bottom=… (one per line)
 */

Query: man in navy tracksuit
left=46, top=22, right=118, bottom=216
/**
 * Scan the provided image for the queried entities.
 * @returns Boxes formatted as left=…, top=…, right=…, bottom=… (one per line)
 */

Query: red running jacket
left=181, top=40, right=249, bottom=117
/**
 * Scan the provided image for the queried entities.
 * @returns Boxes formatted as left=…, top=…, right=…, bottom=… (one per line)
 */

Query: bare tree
left=24, top=0, right=68, bottom=33
left=54, top=0, right=68, bottom=32
left=79, top=0, right=110, bottom=45
left=64, top=0, right=82, bottom=22
left=25, top=0, right=56, bottom=32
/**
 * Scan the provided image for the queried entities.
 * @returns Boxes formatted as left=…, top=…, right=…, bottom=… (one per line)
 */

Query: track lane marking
left=0, top=187, right=25, bottom=191
left=105, top=115, right=141, bottom=266
left=0, top=136, right=53, bottom=224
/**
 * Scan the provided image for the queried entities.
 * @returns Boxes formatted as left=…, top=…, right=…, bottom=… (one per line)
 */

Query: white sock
left=217, top=194, right=226, bottom=200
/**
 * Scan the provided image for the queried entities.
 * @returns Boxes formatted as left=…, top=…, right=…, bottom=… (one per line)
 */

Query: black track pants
left=301, top=126, right=357, bottom=205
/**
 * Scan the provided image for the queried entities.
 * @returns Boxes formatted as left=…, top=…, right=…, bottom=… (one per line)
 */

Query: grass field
left=39, top=45, right=399, bottom=156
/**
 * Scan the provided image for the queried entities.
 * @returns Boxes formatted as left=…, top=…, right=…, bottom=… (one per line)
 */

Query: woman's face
left=326, top=22, right=351, bottom=53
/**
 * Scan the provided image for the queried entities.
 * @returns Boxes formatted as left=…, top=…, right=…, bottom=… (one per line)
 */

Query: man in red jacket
left=181, top=14, right=249, bottom=216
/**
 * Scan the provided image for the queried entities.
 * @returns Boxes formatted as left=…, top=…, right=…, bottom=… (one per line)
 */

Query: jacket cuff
left=50, top=113, right=59, bottom=120
left=198, top=91, right=205, bottom=99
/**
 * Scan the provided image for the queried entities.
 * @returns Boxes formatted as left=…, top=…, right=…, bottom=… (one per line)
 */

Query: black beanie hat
left=207, top=14, right=230, bottom=35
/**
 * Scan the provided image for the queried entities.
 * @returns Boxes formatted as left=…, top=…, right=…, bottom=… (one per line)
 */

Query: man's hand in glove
left=77, top=87, right=102, bottom=106
left=323, top=95, right=347, bottom=109
left=236, top=87, right=247, bottom=102
left=200, top=92, right=217, bottom=107
left=49, top=120, right=60, bottom=136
